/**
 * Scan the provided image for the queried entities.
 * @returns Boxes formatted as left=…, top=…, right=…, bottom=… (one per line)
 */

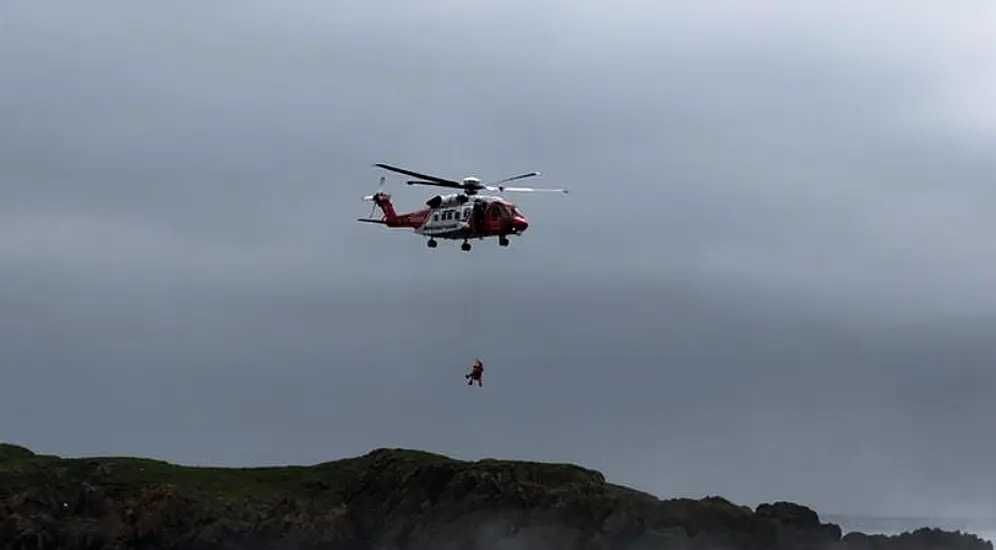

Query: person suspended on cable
left=465, top=359, right=483, bottom=386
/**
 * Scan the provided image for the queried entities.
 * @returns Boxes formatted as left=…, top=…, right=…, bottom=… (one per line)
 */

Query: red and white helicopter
left=357, top=163, right=568, bottom=251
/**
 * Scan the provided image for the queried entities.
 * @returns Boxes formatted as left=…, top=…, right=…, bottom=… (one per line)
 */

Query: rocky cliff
left=0, top=442, right=990, bottom=550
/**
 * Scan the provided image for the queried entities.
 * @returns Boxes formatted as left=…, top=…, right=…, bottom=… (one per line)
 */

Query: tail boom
left=360, top=192, right=428, bottom=229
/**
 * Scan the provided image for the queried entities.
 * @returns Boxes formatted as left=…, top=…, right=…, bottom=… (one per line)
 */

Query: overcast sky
left=2, top=0, right=996, bottom=521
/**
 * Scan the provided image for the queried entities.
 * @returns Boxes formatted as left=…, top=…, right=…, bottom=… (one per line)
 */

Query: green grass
left=0, top=442, right=36, bottom=459
left=0, top=443, right=598, bottom=507
left=0, top=442, right=368, bottom=505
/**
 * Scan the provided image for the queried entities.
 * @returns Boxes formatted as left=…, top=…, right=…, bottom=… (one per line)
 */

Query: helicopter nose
left=513, top=216, right=529, bottom=232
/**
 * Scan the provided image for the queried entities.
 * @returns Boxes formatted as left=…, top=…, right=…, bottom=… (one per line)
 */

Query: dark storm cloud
left=2, top=0, right=996, bottom=523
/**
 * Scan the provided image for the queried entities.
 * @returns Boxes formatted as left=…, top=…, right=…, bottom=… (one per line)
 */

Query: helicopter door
left=471, top=202, right=486, bottom=233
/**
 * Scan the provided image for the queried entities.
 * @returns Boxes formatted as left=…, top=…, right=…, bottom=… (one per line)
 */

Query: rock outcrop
left=0, top=442, right=990, bottom=550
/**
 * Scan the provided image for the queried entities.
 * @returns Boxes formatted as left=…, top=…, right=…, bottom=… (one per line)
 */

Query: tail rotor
left=362, top=176, right=389, bottom=218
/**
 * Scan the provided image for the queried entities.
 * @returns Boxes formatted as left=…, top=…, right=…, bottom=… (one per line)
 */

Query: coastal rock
left=0, top=442, right=989, bottom=550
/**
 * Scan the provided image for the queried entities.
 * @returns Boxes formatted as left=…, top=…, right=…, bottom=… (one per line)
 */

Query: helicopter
left=357, top=163, right=568, bottom=251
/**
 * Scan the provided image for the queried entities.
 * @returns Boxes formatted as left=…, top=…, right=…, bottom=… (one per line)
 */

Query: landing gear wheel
left=427, top=239, right=437, bottom=248
left=461, top=241, right=471, bottom=251
left=498, top=236, right=509, bottom=247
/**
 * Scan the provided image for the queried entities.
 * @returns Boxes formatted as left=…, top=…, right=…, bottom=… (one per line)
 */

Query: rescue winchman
left=465, top=359, right=483, bottom=387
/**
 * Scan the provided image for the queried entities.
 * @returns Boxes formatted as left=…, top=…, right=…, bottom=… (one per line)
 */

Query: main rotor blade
left=486, top=185, right=569, bottom=194
left=374, top=163, right=461, bottom=186
left=494, top=172, right=540, bottom=184
left=407, top=179, right=465, bottom=190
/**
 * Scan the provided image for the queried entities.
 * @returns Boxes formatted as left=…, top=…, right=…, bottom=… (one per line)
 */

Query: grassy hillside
left=0, top=441, right=989, bottom=550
